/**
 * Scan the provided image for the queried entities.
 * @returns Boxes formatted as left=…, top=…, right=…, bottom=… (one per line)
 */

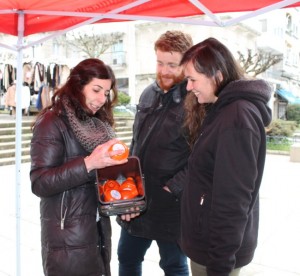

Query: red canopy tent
left=1, top=0, right=300, bottom=40
left=1, top=1, right=300, bottom=275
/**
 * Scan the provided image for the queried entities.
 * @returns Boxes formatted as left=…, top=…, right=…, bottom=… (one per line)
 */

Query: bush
left=266, top=137, right=291, bottom=152
left=266, top=119, right=297, bottom=137
left=117, top=91, right=131, bottom=106
left=286, top=104, right=300, bottom=124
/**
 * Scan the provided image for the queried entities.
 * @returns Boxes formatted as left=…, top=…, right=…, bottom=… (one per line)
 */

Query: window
left=286, top=13, right=292, bottom=34
left=260, top=19, right=267, bottom=32
left=112, top=40, right=123, bottom=52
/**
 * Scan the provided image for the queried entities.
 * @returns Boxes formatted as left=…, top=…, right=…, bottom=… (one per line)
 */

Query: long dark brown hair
left=32, top=58, right=118, bottom=128
left=180, top=37, right=245, bottom=146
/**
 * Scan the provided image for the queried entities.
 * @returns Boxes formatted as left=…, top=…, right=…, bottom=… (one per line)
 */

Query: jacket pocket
left=147, top=185, right=179, bottom=214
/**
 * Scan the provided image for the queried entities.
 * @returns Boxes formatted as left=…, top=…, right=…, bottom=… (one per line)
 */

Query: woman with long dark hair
left=30, top=58, right=129, bottom=276
left=180, top=38, right=272, bottom=276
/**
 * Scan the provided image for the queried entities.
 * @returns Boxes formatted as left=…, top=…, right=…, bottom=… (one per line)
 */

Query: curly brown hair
left=154, top=30, right=193, bottom=54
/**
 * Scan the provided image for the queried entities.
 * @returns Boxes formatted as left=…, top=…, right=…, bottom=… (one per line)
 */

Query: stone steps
left=0, top=116, right=133, bottom=166
left=0, top=140, right=31, bottom=150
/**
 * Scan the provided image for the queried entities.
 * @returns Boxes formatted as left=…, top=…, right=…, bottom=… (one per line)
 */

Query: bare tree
left=56, top=29, right=124, bottom=58
left=238, top=49, right=283, bottom=77
left=0, top=52, right=16, bottom=63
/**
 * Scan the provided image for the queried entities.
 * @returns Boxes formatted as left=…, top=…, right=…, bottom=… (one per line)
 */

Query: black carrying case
left=96, top=156, right=147, bottom=216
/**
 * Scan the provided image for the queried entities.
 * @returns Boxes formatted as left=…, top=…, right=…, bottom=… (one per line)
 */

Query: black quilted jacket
left=30, top=111, right=111, bottom=276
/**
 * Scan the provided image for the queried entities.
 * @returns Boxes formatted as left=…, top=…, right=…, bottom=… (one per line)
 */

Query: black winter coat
left=180, top=79, right=272, bottom=275
left=30, top=111, right=111, bottom=276
left=118, top=81, right=190, bottom=242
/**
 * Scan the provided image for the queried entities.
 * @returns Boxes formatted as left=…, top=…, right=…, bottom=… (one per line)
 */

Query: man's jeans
left=118, top=228, right=189, bottom=276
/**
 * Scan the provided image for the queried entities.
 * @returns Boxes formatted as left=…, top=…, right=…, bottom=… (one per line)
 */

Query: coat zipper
left=60, top=191, right=68, bottom=230
left=200, top=194, right=205, bottom=205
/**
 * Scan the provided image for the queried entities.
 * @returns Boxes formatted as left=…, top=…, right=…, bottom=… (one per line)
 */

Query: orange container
left=108, top=141, right=129, bottom=161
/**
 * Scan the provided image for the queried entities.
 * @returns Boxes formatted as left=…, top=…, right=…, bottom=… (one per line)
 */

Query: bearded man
left=117, top=30, right=193, bottom=276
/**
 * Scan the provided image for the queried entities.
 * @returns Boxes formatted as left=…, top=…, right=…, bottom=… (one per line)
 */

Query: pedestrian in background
left=5, top=81, right=16, bottom=115
left=30, top=58, right=134, bottom=276
left=179, top=37, right=272, bottom=276
left=20, top=82, right=31, bottom=115
left=117, top=30, right=193, bottom=276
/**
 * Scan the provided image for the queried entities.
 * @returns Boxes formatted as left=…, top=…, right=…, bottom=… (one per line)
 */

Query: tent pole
left=127, top=22, right=136, bottom=104
left=15, top=10, right=24, bottom=276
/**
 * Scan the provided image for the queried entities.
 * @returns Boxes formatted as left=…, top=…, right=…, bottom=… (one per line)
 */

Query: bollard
left=290, top=143, right=300, bottom=162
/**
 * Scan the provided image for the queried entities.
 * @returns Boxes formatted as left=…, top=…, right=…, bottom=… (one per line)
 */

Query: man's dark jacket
left=118, top=80, right=190, bottom=242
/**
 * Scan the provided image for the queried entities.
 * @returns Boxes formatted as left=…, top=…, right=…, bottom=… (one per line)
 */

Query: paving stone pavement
left=0, top=153, right=299, bottom=275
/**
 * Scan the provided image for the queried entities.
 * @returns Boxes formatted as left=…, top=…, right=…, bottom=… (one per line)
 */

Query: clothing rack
left=0, top=61, right=70, bottom=94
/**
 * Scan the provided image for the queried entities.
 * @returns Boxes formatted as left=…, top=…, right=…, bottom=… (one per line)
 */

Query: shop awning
left=276, top=89, right=300, bottom=104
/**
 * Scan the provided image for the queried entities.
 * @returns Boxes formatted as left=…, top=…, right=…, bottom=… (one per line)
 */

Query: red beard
left=157, top=72, right=184, bottom=91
